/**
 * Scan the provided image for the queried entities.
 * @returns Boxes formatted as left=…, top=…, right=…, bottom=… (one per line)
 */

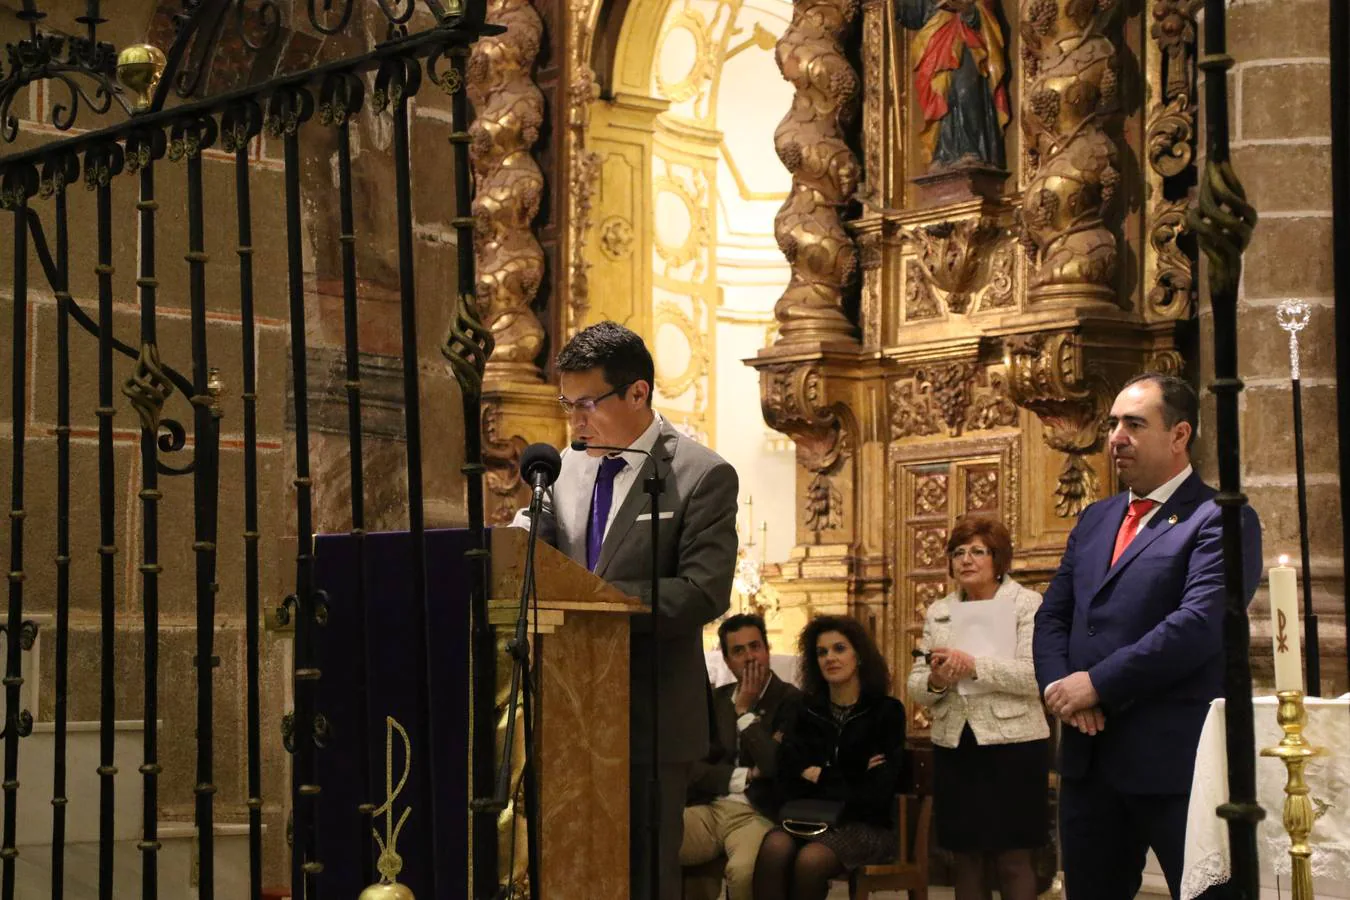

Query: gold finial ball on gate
left=116, top=44, right=167, bottom=112
left=359, top=883, right=416, bottom=900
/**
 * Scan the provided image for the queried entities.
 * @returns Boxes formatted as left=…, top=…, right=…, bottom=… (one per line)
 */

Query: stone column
left=1198, top=0, right=1345, bottom=694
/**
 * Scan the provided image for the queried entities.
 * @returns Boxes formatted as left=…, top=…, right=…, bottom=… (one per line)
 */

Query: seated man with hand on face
left=681, top=615, right=801, bottom=900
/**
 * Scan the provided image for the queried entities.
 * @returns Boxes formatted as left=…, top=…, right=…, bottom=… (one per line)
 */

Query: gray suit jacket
left=526, top=418, right=739, bottom=763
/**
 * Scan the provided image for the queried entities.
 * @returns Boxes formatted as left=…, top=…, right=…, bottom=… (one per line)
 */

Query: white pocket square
left=635, top=512, right=674, bottom=521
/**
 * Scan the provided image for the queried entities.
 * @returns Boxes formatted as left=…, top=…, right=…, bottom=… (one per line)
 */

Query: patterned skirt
left=775, top=822, right=898, bottom=870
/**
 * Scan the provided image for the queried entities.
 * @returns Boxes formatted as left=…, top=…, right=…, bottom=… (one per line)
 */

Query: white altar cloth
left=1181, top=695, right=1350, bottom=899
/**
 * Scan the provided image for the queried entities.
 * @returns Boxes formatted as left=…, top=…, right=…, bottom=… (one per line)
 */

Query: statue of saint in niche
left=896, top=0, right=1010, bottom=171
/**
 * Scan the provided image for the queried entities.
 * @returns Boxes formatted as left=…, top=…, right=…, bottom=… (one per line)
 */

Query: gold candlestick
left=1259, top=690, right=1325, bottom=900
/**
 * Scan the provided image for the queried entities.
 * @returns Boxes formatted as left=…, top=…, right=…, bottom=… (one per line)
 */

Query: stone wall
left=1195, top=0, right=1346, bottom=694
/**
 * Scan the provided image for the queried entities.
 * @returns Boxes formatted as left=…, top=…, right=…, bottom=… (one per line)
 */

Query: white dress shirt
left=1131, top=463, right=1193, bottom=527
left=580, top=411, right=664, bottom=544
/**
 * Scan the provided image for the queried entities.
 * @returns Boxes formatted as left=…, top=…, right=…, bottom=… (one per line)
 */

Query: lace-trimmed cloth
left=1181, top=695, right=1350, bottom=900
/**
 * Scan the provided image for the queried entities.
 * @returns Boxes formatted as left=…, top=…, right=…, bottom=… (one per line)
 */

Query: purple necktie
left=586, top=455, right=628, bottom=571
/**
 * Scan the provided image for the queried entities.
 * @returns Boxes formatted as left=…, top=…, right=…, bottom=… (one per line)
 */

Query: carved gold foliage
left=760, top=364, right=850, bottom=473
left=1145, top=0, right=1197, bottom=177
left=860, top=0, right=885, bottom=201
left=966, top=468, right=999, bottom=512
left=804, top=472, right=844, bottom=532
left=566, top=2, right=602, bottom=338
left=482, top=402, right=529, bottom=526
left=919, top=363, right=977, bottom=436
left=904, top=260, right=941, bottom=320
left=1144, top=0, right=1199, bottom=321
left=772, top=0, right=861, bottom=345
left=892, top=365, right=1016, bottom=440
left=1147, top=199, right=1193, bottom=319
left=1144, top=349, right=1185, bottom=377
left=965, top=369, right=1019, bottom=431
left=915, top=474, right=949, bottom=516
left=982, top=242, right=1016, bottom=309
left=599, top=215, right=635, bottom=261
left=914, top=526, right=948, bottom=569
left=907, top=219, right=1001, bottom=314
left=888, top=376, right=942, bottom=439
left=1019, top=0, right=1121, bottom=304
left=469, top=0, right=548, bottom=380
left=1005, top=332, right=1110, bottom=517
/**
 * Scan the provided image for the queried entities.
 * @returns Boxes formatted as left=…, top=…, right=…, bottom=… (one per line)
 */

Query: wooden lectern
left=488, top=528, right=646, bottom=897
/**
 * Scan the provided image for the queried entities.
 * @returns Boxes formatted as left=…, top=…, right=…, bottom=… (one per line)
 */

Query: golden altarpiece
left=467, top=0, right=1203, bottom=740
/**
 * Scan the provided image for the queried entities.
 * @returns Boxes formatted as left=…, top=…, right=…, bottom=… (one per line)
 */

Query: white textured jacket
left=907, top=577, right=1051, bottom=749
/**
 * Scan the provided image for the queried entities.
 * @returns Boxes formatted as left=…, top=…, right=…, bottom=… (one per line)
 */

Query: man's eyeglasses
left=557, top=383, right=630, bottom=415
left=949, top=546, right=991, bottom=560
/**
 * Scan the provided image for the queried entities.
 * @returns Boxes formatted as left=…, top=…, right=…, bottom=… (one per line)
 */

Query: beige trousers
left=679, top=797, right=774, bottom=900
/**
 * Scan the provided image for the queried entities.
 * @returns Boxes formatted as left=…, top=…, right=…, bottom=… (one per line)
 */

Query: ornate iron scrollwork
left=0, top=0, right=474, bottom=142
left=443, top=294, right=496, bottom=400
left=0, top=4, right=124, bottom=142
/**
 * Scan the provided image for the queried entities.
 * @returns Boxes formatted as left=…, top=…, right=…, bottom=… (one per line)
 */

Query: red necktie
left=1111, top=499, right=1157, bottom=566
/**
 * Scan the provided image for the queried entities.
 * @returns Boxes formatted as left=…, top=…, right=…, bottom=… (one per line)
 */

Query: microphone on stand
left=478, top=441, right=560, bottom=899
left=520, top=442, right=563, bottom=510
left=571, top=437, right=665, bottom=900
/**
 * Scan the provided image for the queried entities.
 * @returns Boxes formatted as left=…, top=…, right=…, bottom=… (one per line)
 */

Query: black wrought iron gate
left=0, top=2, right=496, bottom=898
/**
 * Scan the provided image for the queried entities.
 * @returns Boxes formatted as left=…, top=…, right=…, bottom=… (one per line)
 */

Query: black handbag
left=778, top=798, right=844, bottom=838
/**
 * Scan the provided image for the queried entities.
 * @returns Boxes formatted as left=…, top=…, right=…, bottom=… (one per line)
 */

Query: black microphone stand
left=472, top=466, right=548, bottom=900
left=642, top=459, right=664, bottom=900
left=572, top=439, right=664, bottom=900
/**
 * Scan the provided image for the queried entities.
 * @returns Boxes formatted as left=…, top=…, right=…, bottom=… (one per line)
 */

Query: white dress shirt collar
left=1131, top=463, right=1193, bottom=506
left=609, top=411, right=663, bottom=471
left=1130, top=463, right=1192, bottom=529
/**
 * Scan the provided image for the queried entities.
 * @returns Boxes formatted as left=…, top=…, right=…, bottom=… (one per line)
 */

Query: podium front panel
left=313, top=528, right=470, bottom=900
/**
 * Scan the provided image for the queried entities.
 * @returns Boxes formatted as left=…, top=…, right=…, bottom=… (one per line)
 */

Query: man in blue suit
left=1034, top=373, right=1263, bottom=900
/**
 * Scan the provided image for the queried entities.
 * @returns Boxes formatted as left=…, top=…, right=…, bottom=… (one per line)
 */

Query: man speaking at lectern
left=514, top=321, right=739, bottom=900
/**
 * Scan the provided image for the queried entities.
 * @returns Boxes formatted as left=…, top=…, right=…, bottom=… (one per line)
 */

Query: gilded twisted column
left=1019, top=0, right=1121, bottom=305
left=772, top=0, right=862, bottom=345
left=468, top=0, right=548, bottom=380
left=565, top=0, right=602, bottom=339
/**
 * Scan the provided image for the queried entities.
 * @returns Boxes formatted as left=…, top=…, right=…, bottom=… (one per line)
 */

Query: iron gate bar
left=276, top=83, right=324, bottom=900
left=442, top=40, right=502, bottom=895
left=328, top=73, right=378, bottom=889
left=229, top=99, right=266, bottom=900
left=440, top=41, right=500, bottom=897
left=1190, top=0, right=1264, bottom=892
left=133, top=139, right=165, bottom=900
left=50, top=166, right=74, bottom=900
left=387, top=56, right=440, bottom=898
left=93, top=146, right=122, bottom=900
left=182, top=114, right=223, bottom=900
left=2, top=187, right=30, bottom=900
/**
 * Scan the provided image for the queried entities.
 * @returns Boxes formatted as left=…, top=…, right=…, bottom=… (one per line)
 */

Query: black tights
left=951, top=849, right=1038, bottom=900
left=751, top=829, right=844, bottom=900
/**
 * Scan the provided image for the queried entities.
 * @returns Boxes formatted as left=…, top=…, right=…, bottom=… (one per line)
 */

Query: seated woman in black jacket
left=752, top=614, right=907, bottom=900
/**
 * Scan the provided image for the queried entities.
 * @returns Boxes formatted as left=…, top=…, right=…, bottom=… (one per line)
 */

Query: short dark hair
left=797, top=614, right=890, bottom=700
left=1123, top=372, right=1198, bottom=449
left=946, top=515, right=1014, bottom=579
left=555, top=321, right=655, bottom=407
left=718, top=614, right=768, bottom=655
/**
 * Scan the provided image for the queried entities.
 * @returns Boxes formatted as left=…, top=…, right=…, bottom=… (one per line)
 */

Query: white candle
left=1269, top=555, right=1303, bottom=693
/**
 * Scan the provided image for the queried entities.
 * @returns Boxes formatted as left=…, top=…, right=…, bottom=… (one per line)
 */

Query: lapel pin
left=1168, top=515, right=1178, bottom=525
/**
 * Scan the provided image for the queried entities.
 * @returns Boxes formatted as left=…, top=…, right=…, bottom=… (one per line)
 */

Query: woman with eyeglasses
left=908, top=515, right=1049, bottom=900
